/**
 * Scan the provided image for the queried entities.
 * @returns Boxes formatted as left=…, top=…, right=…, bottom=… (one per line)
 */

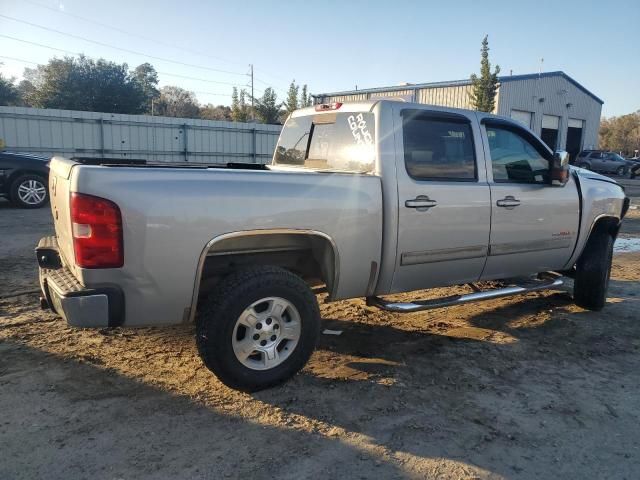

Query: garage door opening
left=511, top=109, right=533, bottom=129
left=541, top=115, right=560, bottom=151
left=566, top=118, right=584, bottom=164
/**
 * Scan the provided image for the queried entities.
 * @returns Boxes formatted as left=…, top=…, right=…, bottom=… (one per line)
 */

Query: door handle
left=405, top=195, right=438, bottom=210
left=496, top=196, right=521, bottom=209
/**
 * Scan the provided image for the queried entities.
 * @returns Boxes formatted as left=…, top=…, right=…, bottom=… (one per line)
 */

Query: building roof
left=313, top=71, right=604, bottom=105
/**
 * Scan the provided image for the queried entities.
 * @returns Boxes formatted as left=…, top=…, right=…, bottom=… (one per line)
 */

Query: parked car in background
left=628, top=158, right=640, bottom=179
left=0, top=151, right=50, bottom=208
left=575, top=150, right=632, bottom=175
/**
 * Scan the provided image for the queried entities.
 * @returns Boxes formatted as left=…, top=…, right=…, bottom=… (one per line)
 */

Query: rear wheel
left=196, top=266, right=320, bottom=392
left=10, top=174, right=48, bottom=208
left=573, top=231, right=614, bottom=311
left=578, top=162, right=590, bottom=170
left=616, top=166, right=626, bottom=176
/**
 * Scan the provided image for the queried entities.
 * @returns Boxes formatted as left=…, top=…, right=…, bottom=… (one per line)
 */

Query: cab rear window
left=273, top=112, right=375, bottom=173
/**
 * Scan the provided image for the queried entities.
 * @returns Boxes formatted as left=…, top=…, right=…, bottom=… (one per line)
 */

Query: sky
left=0, top=0, right=638, bottom=117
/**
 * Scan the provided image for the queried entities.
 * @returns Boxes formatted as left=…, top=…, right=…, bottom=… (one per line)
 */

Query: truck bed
left=48, top=156, right=383, bottom=326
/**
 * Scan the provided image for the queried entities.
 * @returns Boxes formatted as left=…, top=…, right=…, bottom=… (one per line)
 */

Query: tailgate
left=48, top=157, right=77, bottom=271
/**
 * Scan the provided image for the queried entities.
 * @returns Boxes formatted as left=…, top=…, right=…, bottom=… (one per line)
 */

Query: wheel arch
left=6, top=169, right=49, bottom=194
left=562, top=214, right=620, bottom=275
left=188, top=229, right=339, bottom=323
left=588, top=215, right=622, bottom=240
left=578, top=161, right=592, bottom=169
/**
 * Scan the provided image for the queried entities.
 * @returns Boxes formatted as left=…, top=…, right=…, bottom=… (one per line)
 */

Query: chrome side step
left=366, top=274, right=564, bottom=313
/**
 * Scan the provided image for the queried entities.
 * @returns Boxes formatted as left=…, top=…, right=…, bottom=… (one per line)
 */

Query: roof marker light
left=315, top=102, right=342, bottom=112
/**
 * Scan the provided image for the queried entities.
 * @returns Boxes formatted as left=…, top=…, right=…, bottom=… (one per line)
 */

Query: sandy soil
left=1, top=199, right=639, bottom=480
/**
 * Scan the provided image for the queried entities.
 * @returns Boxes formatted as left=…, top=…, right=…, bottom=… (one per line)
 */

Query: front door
left=480, top=121, right=580, bottom=280
left=391, top=108, right=491, bottom=294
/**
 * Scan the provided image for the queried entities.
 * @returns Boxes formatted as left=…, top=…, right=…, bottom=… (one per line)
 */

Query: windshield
left=273, top=112, right=376, bottom=173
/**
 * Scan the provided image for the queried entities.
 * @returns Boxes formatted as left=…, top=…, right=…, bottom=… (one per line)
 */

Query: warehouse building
left=313, top=71, right=603, bottom=160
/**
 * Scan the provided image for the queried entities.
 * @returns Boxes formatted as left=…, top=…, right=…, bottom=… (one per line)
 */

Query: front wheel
left=573, top=231, right=614, bottom=311
left=616, top=166, right=626, bottom=176
left=578, top=162, right=590, bottom=170
left=196, top=266, right=320, bottom=392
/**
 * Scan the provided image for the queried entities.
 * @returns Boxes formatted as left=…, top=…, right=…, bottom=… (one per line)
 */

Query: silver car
left=576, top=150, right=630, bottom=175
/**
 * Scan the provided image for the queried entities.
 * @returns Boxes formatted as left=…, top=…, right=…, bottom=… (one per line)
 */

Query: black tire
left=616, top=166, right=626, bottom=176
left=573, top=230, right=614, bottom=311
left=578, top=162, right=590, bottom=170
left=196, top=266, right=320, bottom=392
left=9, top=174, right=49, bottom=208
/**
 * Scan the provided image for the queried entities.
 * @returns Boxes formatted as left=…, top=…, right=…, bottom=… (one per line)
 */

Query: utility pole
left=249, top=63, right=254, bottom=122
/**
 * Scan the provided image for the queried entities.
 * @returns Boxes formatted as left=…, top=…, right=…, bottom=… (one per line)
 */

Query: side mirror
left=551, top=150, right=570, bottom=186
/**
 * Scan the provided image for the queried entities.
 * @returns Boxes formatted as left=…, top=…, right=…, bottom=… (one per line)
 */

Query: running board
left=366, top=274, right=564, bottom=313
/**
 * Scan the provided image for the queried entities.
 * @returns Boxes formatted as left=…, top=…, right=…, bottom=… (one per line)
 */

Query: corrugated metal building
left=314, top=71, right=603, bottom=159
left=0, top=106, right=282, bottom=164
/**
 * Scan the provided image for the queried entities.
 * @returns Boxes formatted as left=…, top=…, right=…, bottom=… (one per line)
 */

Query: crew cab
left=37, top=101, right=629, bottom=391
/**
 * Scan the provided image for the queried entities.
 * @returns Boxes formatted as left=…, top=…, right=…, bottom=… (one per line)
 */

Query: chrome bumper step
left=366, top=274, right=564, bottom=313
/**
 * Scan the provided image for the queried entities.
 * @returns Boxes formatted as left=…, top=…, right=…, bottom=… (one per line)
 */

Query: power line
left=254, top=69, right=292, bottom=87
left=0, top=55, right=38, bottom=65
left=0, top=35, right=268, bottom=96
left=192, top=91, right=232, bottom=98
left=0, top=38, right=258, bottom=91
left=0, top=54, right=248, bottom=99
left=0, top=14, right=248, bottom=76
left=0, top=34, right=77, bottom=55
left=157, top=71, right=250, bottom=88
left=20, top=0, right=293, bottom=93
left=0, top=39, right=259, bottom=94
left=21, top=0, right=246, bottom=68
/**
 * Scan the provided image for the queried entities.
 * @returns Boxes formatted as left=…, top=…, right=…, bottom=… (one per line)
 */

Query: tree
left=252, top=87, right=282, bottom=124
left=299, top=84, right=312, bottom=108
left=21, top=56, right=146, bottom=113
left=0, top=72, right=20, bottom=106
left=469, top=35, right=500, bottom=112
left=284, top=80, right=299, bottom=114
left=132, top=63, right=160, bottom=114
left=17, top=79, right=36, bottom=106
left=599, top=111, right=640, bottom=156
left=231, top=87, right=250, bottom=122
left=154, top=86, right=200, bottom=118
left=200, top=104, right=232, bottom=121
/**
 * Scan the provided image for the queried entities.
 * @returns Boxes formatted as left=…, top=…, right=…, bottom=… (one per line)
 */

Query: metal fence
left=0, top=106, right=283, bottom=164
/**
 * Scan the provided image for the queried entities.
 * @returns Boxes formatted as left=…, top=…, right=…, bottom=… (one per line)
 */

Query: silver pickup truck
left=37, top=100, right=629, bottom=391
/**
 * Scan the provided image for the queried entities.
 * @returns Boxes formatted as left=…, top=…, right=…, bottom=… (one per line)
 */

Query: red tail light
left=71, top=193, right=123, bottom=268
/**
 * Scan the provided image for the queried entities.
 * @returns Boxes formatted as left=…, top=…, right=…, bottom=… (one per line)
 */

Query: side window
left=402, top=116, right=476, bottom=181
left=486, top=125, right=550, bottom=184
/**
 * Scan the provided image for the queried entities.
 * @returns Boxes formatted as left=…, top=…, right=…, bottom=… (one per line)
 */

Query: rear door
left=480, top=120, right=580, bottom=279
left=390, top=108, right=491, bottom=293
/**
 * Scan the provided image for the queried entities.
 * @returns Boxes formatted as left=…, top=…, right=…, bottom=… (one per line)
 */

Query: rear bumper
left=37, top=236, right=124, bottom=328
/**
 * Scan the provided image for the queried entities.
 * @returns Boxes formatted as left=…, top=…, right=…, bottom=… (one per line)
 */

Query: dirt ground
left=1, top=194, right=639, bottom=480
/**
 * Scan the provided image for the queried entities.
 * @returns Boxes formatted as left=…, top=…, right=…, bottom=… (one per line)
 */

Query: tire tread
left=196, top=266, right=320, bottom=391
left=574, top=231, right=613, bottom=311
